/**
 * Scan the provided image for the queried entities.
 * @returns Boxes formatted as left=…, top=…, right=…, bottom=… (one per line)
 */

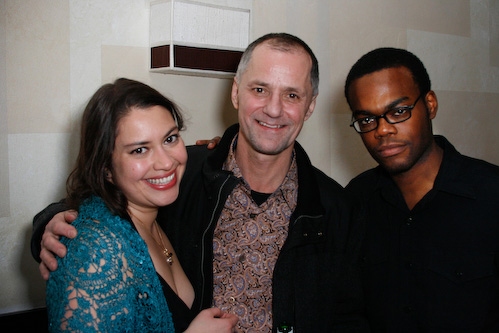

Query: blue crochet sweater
left=46, top=196, right=175, bottom=332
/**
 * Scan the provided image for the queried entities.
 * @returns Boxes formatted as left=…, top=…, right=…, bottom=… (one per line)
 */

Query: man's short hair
left=344, top=47, right=431, bottom=107
left=236, top=33, right=319, bottom=96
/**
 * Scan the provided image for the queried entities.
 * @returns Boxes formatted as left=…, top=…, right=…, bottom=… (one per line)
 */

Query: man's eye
left=392, top=107, right=409, bottom=116
left=254, top=87, right=264, bottom=93
left=359, top=117, right=375, bottom=125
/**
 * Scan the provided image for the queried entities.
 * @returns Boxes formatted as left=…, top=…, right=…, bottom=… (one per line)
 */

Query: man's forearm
left=31, top=199, right=68, bottom=262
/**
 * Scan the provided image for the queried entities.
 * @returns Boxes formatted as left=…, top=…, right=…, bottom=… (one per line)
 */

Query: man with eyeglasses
left=344, top=47, right=499, bottom=332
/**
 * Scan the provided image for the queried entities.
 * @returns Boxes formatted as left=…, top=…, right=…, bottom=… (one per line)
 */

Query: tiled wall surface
left=1, top=0, right=497, bottom=314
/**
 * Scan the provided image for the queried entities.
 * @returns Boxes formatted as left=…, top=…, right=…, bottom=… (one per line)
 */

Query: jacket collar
left=202, top=123, right=325, bottom=217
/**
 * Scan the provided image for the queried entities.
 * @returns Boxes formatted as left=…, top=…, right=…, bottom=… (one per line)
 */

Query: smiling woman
left=44, top=78, right=238, bottom=332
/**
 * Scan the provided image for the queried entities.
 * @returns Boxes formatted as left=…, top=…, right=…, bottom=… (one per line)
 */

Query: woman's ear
left=105, top=168, right=114, bottom=183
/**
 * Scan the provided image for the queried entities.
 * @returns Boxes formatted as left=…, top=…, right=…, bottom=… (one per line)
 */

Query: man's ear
left=424, top=90, right=438, bottom=120
left=304, top=95, right=317, bottom=121
left=231, top=78, right=239, bottom=110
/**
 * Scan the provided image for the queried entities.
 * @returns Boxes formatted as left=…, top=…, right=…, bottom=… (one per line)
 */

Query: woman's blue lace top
left=46, top=196, right=175, bottom=332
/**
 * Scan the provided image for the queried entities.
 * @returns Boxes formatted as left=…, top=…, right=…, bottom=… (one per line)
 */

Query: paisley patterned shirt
left=212, top=137, right=298, bottom=332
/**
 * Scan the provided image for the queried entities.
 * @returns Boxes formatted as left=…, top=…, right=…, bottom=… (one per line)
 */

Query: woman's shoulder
left=73, top=196, right=134, bottom=238
left=58, top=197, right=139, bottom=273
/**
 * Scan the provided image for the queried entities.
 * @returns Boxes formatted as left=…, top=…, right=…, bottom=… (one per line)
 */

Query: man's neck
left=234, top=141, right=294, bottom=194
left=391, top=141, right=443, bottom=210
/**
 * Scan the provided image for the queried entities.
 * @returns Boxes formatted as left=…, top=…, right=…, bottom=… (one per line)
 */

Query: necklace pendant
left=163, top=249, right=173, bottom=265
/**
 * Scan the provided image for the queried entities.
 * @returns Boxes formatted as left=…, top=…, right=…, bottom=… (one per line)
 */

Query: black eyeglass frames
left=350, top=94, right=424, bottom=134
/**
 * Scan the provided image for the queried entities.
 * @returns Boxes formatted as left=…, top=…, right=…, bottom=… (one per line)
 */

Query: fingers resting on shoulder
left=195, top=136, right=221, bottom=150
left=39, top=210, right=79, bottom=279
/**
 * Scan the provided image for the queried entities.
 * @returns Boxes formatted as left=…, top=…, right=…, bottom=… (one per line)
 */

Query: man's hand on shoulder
left=39, top=210, right=78, bottom=280
left=195, top=136, right=221, bottom=150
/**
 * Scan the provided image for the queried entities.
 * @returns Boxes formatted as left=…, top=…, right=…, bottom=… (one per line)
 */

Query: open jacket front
left=160, top=124, right=368, bottom=332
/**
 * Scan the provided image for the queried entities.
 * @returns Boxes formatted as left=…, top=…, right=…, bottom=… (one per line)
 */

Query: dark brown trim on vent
left=151, top=45, right=170, bottom=68
left=151, top=45, right=242, bottom=73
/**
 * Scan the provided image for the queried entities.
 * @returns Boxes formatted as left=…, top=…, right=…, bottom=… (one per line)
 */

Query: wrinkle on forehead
left=244, top=46, right=312, bottom=94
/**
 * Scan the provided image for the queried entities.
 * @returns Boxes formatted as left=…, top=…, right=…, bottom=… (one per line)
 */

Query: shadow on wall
left=0, top=224, right=49, bottom=331
left=67, top=113, right=83, bottom=175
left=329, top=88, right=377, bottom=185
left=19, top=223, right=47, bottom=308
left=218, top=79, right=239, bottom=130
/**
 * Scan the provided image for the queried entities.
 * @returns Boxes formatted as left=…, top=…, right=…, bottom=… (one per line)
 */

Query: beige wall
left=1, top=0, right=498, bottom=314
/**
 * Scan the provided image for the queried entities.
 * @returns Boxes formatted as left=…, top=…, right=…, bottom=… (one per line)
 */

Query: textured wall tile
left=433, top=90, right=499, bottom=165
left=407, top=0, right=471, bottom=37
left=6, top=0, right=70, bottom=134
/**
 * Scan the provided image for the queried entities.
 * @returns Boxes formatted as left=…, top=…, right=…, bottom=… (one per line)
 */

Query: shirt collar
left=432, top=135, right=476, bottom=199
left=223, top=134, right=298, bottom=196
left=377, top=135, right=477, bottom=203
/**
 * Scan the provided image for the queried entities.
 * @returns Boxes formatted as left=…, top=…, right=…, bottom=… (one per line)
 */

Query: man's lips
left=377, top=143, right=406, bottom=158
left=258, top=120, right=284, bottom=129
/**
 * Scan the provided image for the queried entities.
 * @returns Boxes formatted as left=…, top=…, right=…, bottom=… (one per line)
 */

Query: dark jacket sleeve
left=31, top=199, right=69, bottom=262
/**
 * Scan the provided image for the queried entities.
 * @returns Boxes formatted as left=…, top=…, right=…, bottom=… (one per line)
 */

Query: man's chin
left=251, top=140, right=291, bottom=156
left=380, top=162, right=412, bottom=175
left=375, top=156, right=412, bottom=175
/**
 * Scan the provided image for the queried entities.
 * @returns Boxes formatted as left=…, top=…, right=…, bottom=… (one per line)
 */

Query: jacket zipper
left=198, top=174, right=232, bottom=310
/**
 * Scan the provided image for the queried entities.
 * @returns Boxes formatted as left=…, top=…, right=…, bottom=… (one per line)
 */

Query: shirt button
left=406, top=217, right=413, bottom=226
left=277, top=322, right=293, bottom=333
left=403, top=305, right=413, bottom=313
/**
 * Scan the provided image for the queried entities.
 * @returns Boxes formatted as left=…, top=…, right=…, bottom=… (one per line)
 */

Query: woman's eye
left=165, top=134, right=179, bottom=144
left=131, top=147, right=147, bottom=154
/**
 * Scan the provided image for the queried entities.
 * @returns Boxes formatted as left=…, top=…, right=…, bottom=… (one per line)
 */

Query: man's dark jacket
left=32, top=124, right=367, bottom=332
left=160, top=124, right=366, bottom=332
